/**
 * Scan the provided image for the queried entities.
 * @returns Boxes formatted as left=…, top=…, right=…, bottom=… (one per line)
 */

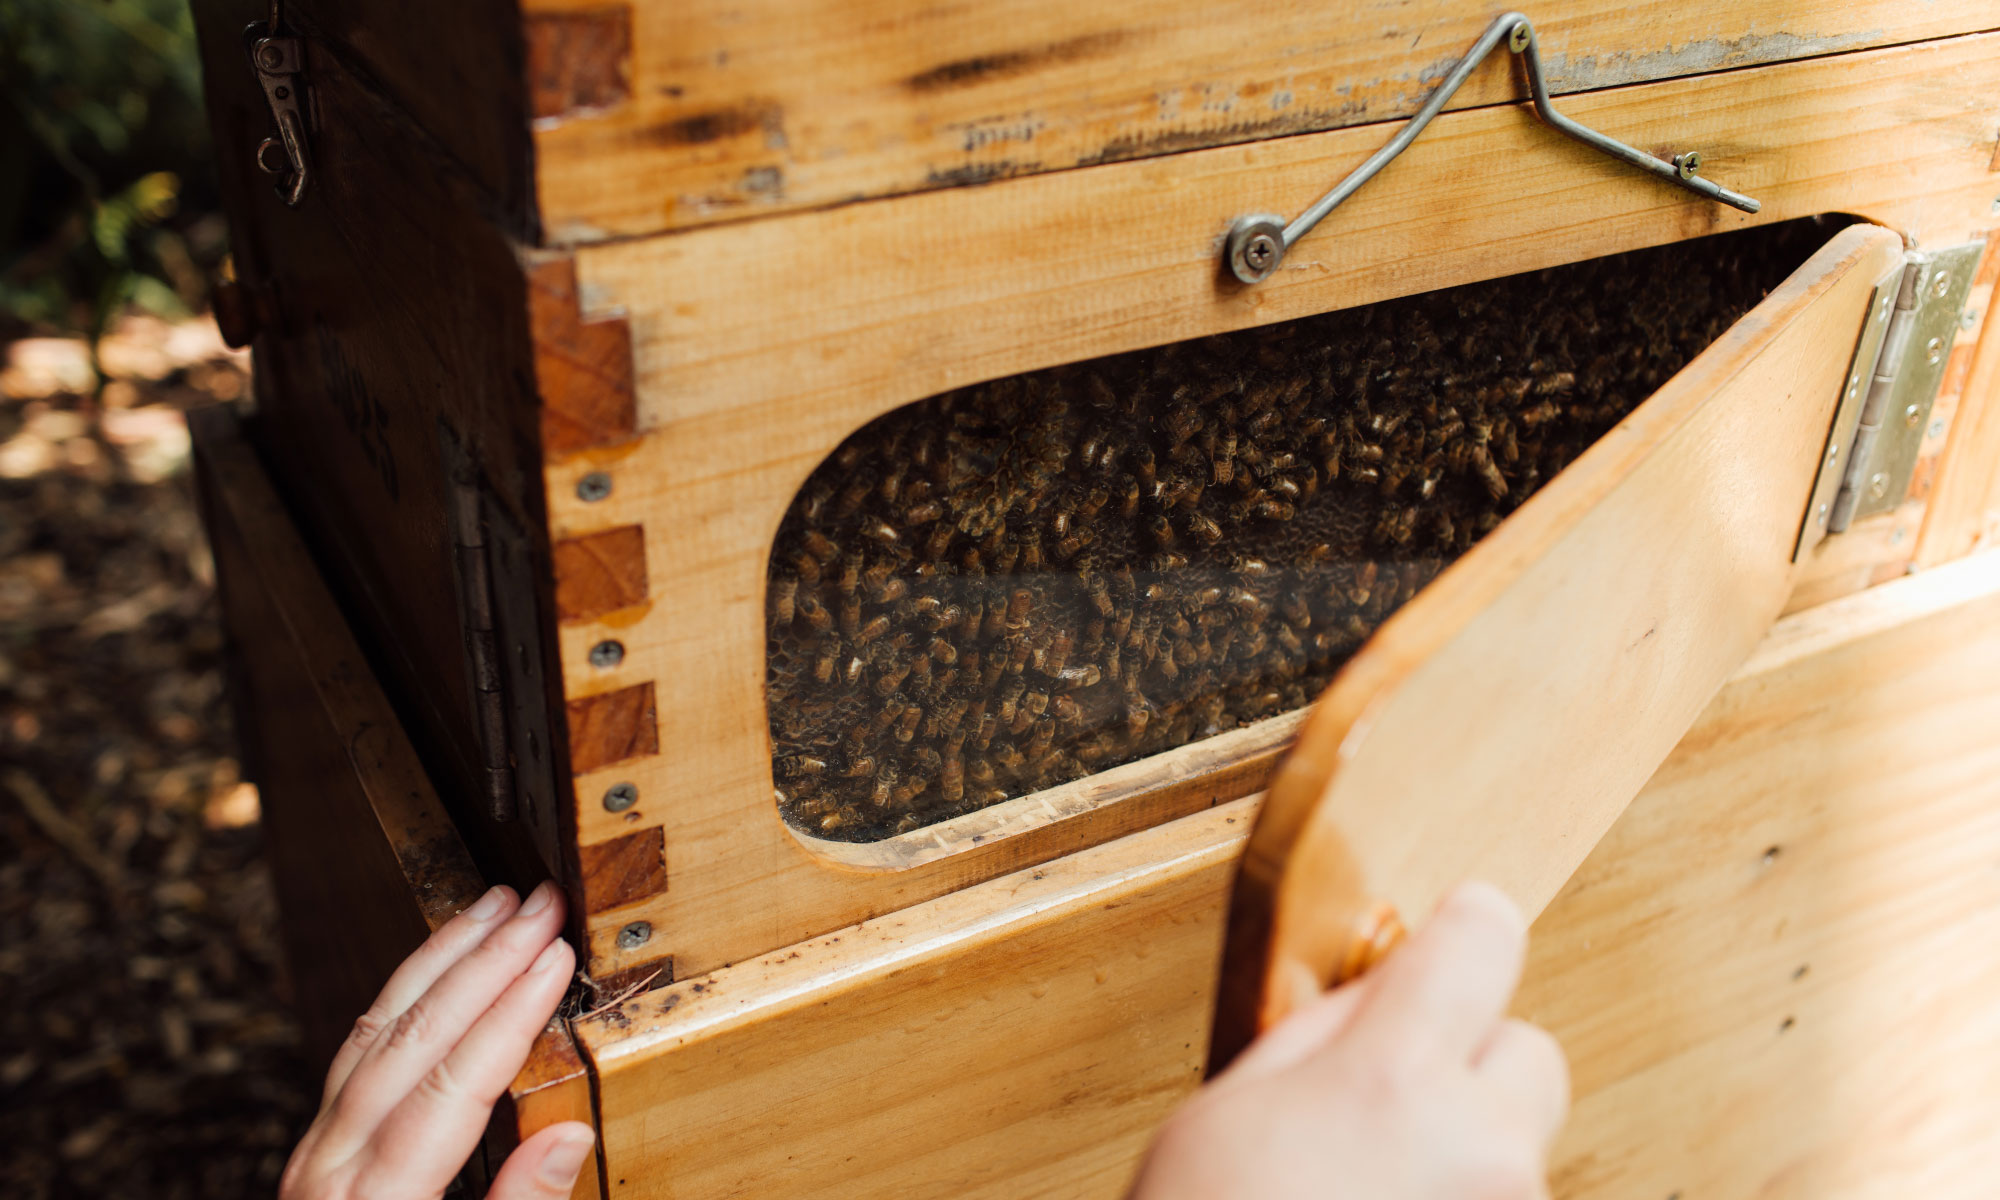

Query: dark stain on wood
left=642, top=99, right=785, bottom=147
left=590, top=959, right=675, bottom=1004
left=555, top=524, right=649, bottom=623
left=904, top=31, right=1127, bottom=93
left=566, top=681, right=658, bottom=774
left=578, top=827, right=667, bottom=912
left=526, top=7, right=632, bottom=121
left=1077, top=107, right=1363, bottom=168
left=924, top=161, right=1033, bottom=189
left=529, top=258, right=637, bottom=456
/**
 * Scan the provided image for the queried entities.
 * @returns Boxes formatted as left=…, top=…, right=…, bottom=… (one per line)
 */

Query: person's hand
left=279, top=881, right=594, bottom=1200
left=1131, top=882, right=1568, bottom=1200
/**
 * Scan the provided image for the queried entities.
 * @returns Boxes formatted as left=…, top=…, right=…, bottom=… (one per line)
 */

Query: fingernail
left=519, top=881, right=556, bottom=917
left=533, top=938, right=570, bottom=974
left=537, top=1127, right=595, bottom=1187
left=464, top=886, right=509, bottom=923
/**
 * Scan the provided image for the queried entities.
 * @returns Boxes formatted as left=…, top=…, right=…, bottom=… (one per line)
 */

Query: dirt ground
left=0, top=317, right=315, bottom=1197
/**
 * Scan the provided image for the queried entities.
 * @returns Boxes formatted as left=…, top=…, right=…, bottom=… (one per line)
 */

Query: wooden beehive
left=190, top=2, right=2000, bottom=1195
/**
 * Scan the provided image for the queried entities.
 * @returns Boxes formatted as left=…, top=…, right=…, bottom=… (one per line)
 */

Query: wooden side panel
left=1218, top=226, right=1904, bottom=1043
left=1521, top=549, right=2000, bottom=1199
left=573, top=551, right=2000, bottom=1200
left=195, top=406, right=488, bottom=1066
left=192, top=0, right=567, bottom=892
left=577, top=800, right=1253, bottom=1200
left=196, top=409, right=597, bottom=1199
left=523, top=0, right=1999, bottom=240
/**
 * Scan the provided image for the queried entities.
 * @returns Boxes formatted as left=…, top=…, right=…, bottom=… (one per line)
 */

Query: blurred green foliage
left=1, top=0, right=226, bottom=344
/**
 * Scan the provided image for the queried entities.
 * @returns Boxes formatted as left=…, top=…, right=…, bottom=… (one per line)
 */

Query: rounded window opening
left=768, top=217, right=1850, bottom=841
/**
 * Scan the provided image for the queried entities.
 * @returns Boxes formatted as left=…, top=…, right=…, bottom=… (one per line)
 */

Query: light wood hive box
left=191, top=2, right=2000, bottom=1196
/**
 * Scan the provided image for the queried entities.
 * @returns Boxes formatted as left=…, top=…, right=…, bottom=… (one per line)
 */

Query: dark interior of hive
left=767, top=216, right=1850, bottom=841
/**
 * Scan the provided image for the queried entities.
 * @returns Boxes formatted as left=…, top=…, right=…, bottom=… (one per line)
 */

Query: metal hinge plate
left=1795, top=241, right=1983, bottom=560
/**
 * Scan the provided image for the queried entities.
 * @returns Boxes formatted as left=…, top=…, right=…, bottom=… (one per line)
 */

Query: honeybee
left=802, top=530, right=841, bottom=563
left=770, top=577, right=798, bottom=627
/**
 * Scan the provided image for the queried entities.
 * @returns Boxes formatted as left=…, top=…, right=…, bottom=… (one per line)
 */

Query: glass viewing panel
left=768, top=218, right=1845, bottom=840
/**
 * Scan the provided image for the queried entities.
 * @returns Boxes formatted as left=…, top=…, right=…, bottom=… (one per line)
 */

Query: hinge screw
left=1933, top=270, right=1951, bottom=299
left=1508, top=21, right=1531, bottom=52
left=577, top=471, right=613, bottom=502
left=1815, top=502, right=1829, bottom=527
left=1867, top=472, right=1890, bottom=501
left=1824, top=444, right=1838, bottom=466
left=1904, top=404, right=1923, bottom=429
left=617, top=921, right=652, bottom=949
left=1925, top=336, right=1944, bottom=366
left=1673, top=151, right=1702, bottom=180
left=1964, top=310, right=1980, bottom=331
left=603, top=782, right=638, bottom=812
left=256, top=42, right=284, bottom=70
left=1929, top=418, right=1946, bottom=440
left=589, top=639, right=626, bottom=668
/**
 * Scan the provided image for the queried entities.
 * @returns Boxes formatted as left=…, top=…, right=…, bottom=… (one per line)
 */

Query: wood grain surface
left=570, top=549, right=2000, bottom=1199
left=521, top=0, right=1999, bottom=240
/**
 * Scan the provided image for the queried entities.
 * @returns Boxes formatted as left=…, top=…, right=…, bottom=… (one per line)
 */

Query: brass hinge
left=1795, top=241, right=1983, bottom=560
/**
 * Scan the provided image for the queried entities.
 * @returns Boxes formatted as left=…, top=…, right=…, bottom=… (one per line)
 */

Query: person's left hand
left=278, top=880, right=594, bottom=1200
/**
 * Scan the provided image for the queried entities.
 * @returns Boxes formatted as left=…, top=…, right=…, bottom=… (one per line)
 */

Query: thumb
left=489, top=1121, right=595, bottom=1200
left=1214, top=974, right=1373, bottom=1087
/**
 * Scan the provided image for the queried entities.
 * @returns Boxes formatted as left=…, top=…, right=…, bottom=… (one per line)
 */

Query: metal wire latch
left=1222, top=11, right=1761, bottom=284
left=246, top=0, right=312, bottom=206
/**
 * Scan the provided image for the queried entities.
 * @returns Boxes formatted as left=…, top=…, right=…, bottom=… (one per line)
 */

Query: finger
left=1474, top=1019, right=1570, bottom=1144
left=1220, top=975, right=1374, bottom=1086
left=323, top=885, right=521, bottom=1105
left=358, top=937, right=577, bottom=1186
left=321, top=881, right=567, bottom=1150
left=489, top=1122, right=596, bottom=1200
left=1347, top=881, right=1527, bottom=1064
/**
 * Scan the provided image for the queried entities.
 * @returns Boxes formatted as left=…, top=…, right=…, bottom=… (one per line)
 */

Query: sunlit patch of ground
left=0, top=316, right=314, bottom=1198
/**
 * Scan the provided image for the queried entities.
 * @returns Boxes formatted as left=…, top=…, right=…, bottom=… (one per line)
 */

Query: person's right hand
left=1130, top=881, right=1569, bottom=1200
left=279, top=881, right=594, bottom=1200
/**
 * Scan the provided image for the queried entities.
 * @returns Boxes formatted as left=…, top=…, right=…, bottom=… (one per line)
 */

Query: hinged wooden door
left=1214, top=223, right=1910, bottom=1059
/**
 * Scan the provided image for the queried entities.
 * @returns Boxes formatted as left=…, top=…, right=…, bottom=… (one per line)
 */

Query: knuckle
left=417, top=1055, right=466, bottom=1106
left=344, top=1007, right=391, bottom=1052
left=383, top=999, right=437, bottom=1052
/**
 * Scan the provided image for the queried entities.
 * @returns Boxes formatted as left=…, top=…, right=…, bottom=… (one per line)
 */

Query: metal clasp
left=247, top=1, right=311, bottom=206
left=1223, top=11, right=1761, bottom=284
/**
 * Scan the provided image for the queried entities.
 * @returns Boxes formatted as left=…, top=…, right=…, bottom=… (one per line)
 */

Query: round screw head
left=1904, top=403, right=1923, bottom=429
left=257, top=42, right=284, bottom=69
left=603, top=782, right=638, bottom=812
left=1674, top=151, right=1702, bottom=180
left=1825, top=443, right=1839, bottom=465
left=1929, top=418, right=1947, bottom=439
left=616, top=921, right=652, bottom=949
left=576, top=471, right=613, bottom=502
left=589, top=639, right=626, bottom=668
left=1925, top=336, right=1944, bottom=366
left=1991, top=196, right=2000, bottom=216
left=1933, top=270, right=1951, bottom=299
left=1867, top=471, right=1890, bottom=501
left=1508, top=21, right=1531, bottom=52
left=1815, top=502, right=1829, bottom=527
left=1963, top=310, right=1979, bottom=331
left=1224, top=214, right=1287, bottom=285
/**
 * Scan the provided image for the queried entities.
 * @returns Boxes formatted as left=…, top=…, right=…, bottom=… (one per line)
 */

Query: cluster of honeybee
left=768, top=220, right=1834, bottom=840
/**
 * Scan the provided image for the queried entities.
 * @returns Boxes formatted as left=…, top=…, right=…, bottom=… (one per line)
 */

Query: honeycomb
left=768, top=218, right=1845, bottom=841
